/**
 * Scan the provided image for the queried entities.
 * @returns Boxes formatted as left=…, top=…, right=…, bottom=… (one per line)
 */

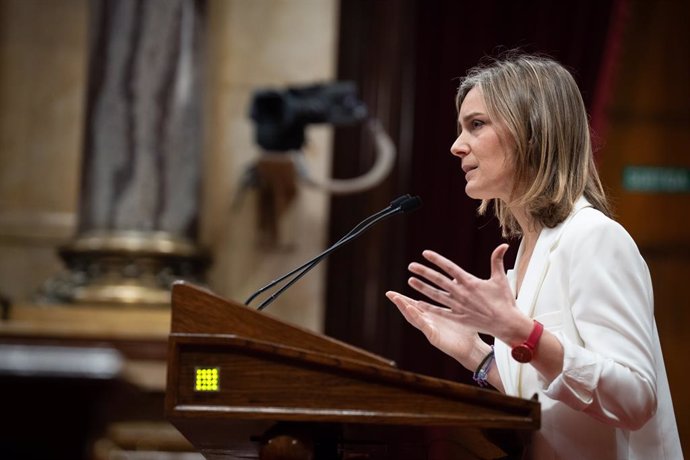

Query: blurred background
left=0, top=0, right=687, bottom=458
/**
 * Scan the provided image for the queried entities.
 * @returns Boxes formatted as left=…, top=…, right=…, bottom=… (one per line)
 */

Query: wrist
left=501, top=314, right=536, bottom=348
left=464, top=340, right=493, bottom=371
left=473, top=345, right=495, bottom=387
left=511, top=319, right=544, bottom=363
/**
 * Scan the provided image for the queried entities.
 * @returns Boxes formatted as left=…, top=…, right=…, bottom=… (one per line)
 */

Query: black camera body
left=249, top=82, right=367, bottom=151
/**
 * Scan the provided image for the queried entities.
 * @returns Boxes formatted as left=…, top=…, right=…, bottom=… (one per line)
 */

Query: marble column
left=45, top=0, right=208, bottom=306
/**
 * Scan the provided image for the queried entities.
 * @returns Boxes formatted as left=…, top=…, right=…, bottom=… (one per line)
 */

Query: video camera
left=249, top=81, right=368, bottom=151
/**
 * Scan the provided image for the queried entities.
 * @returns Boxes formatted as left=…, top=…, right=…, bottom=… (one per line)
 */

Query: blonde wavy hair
left=456, top=54, right=610, bottom=237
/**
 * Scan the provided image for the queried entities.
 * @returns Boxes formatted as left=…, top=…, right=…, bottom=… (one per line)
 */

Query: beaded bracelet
left=472, top=345, right=495, bottom=387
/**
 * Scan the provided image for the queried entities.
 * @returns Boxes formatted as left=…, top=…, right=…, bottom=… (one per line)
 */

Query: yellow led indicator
left=195, top=367, right=220, bottom=392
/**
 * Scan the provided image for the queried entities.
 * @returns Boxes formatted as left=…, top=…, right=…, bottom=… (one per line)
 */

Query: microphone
left=335, top=194, right=412, bottom=243
left=245, top=194, right=422, bottom=311
left=244, top=194, right=414, bottom=308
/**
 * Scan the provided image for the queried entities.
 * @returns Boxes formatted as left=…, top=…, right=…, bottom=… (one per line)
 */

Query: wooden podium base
left=165, top=283, right=539, bottom=460
left=169, top=419, right=525, bottom=460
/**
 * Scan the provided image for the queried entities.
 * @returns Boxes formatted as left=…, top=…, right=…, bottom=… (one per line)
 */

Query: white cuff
left=543, top=331, right=604, bottom=410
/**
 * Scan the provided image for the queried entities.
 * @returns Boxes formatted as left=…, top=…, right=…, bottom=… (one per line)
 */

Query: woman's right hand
left=385, top=291, right=491, bottom=371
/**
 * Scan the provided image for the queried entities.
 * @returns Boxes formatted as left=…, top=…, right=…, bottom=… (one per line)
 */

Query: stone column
left=44, top=0, right=208, bottom=306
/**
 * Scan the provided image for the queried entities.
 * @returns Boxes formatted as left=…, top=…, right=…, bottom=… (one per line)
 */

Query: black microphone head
left=389, top=194, right=412, bottom=208
left=399, top=195, right=422, bottom=212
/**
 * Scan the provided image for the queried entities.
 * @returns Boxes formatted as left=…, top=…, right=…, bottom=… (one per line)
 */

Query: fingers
left=385, top=291, right=420, bottom=316
left=490, top=243, right=509, bottom=279
left=386, top=291, right=455, bottom=323
left=404, top=246, right=511, bottom=317
left=407, top=252, right=469, bottom=305
left=386, top=291, right=427, bottom=330
left=417, top=245, right=509, bottom=284
left=391, top=246, right=513, bottom=343
left=421, top=250, right=473, bottom=283
left=407, top=251, right=469, bottom=308
left=385, top=291, right=414, bottom=306
left=407, top=276, right=459, bottom=310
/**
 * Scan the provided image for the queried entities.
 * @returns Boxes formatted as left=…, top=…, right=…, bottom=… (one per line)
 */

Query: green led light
left=194, top=367, right=220, bottom=392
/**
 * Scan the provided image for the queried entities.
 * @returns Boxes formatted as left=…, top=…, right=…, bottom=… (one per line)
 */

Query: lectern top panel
left=170, top=282, right=395, bottom=367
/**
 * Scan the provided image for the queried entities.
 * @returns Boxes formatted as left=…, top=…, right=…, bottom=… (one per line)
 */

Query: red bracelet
left=511, top=320, right=544, bottom=363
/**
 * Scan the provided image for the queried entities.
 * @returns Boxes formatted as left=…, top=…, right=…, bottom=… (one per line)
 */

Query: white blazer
left=495, top=197, right=683, bottom=459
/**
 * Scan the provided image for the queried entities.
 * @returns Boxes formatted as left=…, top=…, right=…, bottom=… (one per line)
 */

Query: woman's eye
left=471, top=120, right=484, bottom=129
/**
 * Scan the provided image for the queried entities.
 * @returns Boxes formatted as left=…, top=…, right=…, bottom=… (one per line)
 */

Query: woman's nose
left=450, top=135, right=468, bottom=157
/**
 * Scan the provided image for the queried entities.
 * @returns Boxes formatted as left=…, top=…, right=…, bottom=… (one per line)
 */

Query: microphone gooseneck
left=245, top=194, right=422, bottom=311
left=244, top=194, right=413, bottom=307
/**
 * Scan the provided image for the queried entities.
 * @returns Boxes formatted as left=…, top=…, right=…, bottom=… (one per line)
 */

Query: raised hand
left=406, top=244, right=531, bottom=346
left=385, top=291, right=489, bottom=370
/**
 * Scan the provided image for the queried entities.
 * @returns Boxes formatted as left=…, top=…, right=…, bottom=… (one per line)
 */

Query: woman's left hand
left=407, top=244, right=531, bottom=345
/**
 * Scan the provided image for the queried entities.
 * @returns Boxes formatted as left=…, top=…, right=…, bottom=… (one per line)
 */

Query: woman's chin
left=464, top=185, right=485, bottom=200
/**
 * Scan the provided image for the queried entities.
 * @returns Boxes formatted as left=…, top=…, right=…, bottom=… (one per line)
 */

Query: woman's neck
left=510, top=206, right=541, bottom=297
left=511, top=206, right=541, bottom=247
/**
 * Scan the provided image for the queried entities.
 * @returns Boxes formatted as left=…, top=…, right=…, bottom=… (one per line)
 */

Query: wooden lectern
left=165, top=282, right=539, bottom=459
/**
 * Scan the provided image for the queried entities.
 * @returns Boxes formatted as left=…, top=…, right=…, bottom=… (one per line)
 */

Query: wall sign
left=622, top=166, right=690, bottom=193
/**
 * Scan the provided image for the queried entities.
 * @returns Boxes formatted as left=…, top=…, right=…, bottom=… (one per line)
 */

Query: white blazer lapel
left=514, top=226, right=562, bottom=317
left=516, top=196, right=592, bottom=317
left=496, top=197, right=592, bottom=396
left=496, top=228, right=559, bottom=395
